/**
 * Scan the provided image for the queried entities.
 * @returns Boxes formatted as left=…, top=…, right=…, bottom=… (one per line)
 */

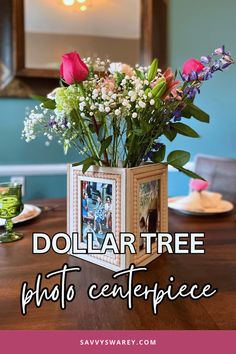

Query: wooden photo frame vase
left=67, top=163, right=168, bottom=271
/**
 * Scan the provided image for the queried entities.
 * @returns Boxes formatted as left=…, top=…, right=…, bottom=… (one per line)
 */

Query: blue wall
left=0, top=0, right=235, bottom=199
left=0, top=98, right=78, bottom=200
left=167, top=0, right=236, bottom=195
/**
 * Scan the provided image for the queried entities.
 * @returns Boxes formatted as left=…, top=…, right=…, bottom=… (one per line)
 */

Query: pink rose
left=121, top=64, right=134, bottom=77
left=182, top=58, right=205, bottom=76
left=189, top=178, right=209, bottom=192
left=103, top=78, right=115, bottom=92
left=60, top=52, right=89, bottom=85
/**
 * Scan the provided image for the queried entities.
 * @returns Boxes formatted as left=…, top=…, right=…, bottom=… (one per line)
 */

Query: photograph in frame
left=138, top=179, right=160, bottom=251
left=81, top=179, right=114, bottom=254
left=68, top=165, right=126, bottom=271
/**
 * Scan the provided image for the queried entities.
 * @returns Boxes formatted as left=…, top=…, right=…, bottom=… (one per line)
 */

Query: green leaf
left=88, top=123, right=97, bottom=134
left=167, top=150, right=190, bottom=166
left=171, top=122, right=200, bottom=138
left=82, top=159, right=95, bottom=173
left=72, top=157, right=95, bottom=168
left=32, top=95, right=48, bottom=102
left=147, top=58, right=158, bottom=82
left=163, top=126, right=177, bottom=141
left=151, top=145, right=166, bottom=163
left=116, top=72, right=125, bottom=85
left=135, top=69, right=145, bottom=81
left=186, top=102, right=210, bottom=123
left=32, top=95, right=56, bottom=110
left=181, top=105, right=192, bottom=119
left=171, top=165, right=206, bottom=180
left=72, top=157, right=96, bottom=173
left=140, top=120, right=151, bottom=133
left=133, top=128, right=143, bottom=136
left=100, top=136, right=112, bottom=156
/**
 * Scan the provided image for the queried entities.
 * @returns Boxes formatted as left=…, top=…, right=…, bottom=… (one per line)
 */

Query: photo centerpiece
left=23, top=46, right=234, bottom=270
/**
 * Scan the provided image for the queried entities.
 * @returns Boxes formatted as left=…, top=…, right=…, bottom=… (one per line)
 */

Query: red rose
left=60, top=52, right=89, bottom=85
left=182, top=58, right=205, bottom=76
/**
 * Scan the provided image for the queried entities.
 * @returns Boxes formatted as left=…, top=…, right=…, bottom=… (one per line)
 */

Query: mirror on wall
left=24, top=0, right=141, bottom=69
left=0, top=0, right=167, bottom=96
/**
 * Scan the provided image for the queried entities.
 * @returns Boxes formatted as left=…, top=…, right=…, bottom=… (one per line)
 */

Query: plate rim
left=0, top=204, right=42, bottom=226
left=168, top=196, right=234, bottom=215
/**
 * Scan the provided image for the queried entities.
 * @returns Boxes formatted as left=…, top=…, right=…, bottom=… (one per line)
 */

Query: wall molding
left=0, top=162, right=195, bottom=177
left=0, top=164, right=67, bottom=176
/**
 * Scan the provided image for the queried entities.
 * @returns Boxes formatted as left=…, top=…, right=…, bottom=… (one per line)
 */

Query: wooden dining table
left=0, top=198, right=235, bottom=330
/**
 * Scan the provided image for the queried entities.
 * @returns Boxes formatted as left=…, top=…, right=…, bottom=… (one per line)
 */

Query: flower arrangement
left=22, top=46, right=234, bottom=176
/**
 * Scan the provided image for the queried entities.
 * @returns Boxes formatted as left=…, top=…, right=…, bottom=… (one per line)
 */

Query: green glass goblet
left=0, top=182, right=23, bottom=243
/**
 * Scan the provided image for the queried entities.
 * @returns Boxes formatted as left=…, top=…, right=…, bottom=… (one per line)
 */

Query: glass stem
left=5, top=218, right=13, bottom=234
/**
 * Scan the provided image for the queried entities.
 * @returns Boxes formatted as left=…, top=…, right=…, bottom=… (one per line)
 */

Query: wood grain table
left=0, top=198, right=235, bottom=330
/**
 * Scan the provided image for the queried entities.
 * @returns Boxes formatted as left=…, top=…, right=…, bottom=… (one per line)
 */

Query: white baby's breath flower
left=115, top=109, right=121, bottom=116
left=138, top=90, right=144, bottom=97
left=105, top=106, right=111, bottom=113
left=138, top=101, right=146, bottom=108
left=132, top=112, right=138, bottom=118
left=150, top=99, right=155, bottom=105
left=109, top=62, right=122, bottom=74
left=99, top=104, right=105, bottom=112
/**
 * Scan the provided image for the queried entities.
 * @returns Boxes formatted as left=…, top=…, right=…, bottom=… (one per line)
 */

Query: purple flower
left=173, top=109, right=182, bottom=121
left=189, top=71, right=199, bottom=81
left=200, top=56, right=211, bottom=65
left=144, top=143, right=164, bottom=161
left=213, top=45, right=231, bottom=57
left=213, top=46, right=224, bottom=55
left=183, top=86, right=200, bottom=99
left=203, top=70, right=213, bottom=80
left=221, top=60, right=232, bottom=69
left=210, top=61, right=222, bottom=72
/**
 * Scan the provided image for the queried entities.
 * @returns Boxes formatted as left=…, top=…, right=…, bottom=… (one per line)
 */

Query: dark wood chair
left=194, top=154, right=236, bottom=203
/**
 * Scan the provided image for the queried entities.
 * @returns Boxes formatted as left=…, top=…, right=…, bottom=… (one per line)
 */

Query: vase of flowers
left=22, top=46, right=234, bottom=269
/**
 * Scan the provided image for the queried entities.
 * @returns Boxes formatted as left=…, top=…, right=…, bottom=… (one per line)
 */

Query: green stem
left=76, top=109, right=102, bottom=166
left=92, top=115, right=110, bottom=166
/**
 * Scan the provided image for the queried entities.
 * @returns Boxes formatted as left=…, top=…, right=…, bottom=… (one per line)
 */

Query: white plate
left=0, top=204, right=42, bottom=226
left=168, top=196, right=234, bottom=216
